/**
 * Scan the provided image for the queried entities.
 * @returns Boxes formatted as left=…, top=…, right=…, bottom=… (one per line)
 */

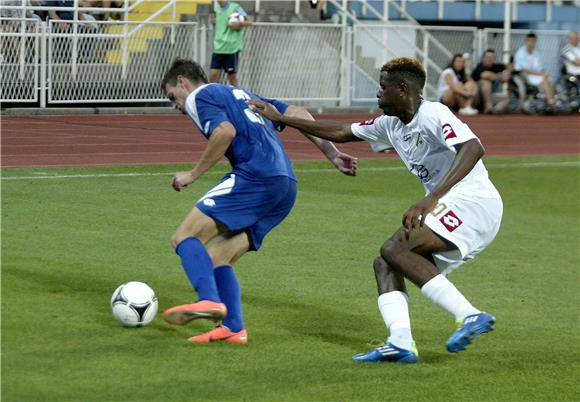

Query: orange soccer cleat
left=162, top=300, right=227, bottom=325
left=188, top=325, right=248, bottom=344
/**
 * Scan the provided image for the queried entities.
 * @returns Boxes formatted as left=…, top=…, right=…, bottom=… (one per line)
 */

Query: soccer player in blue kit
left=160, top=58, right=358, bottom=344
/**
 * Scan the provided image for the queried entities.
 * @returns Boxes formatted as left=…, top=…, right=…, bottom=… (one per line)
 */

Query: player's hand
left=246, top=99, right=282, bottom=122
left=402, top=194, right=438, bottom=237
left=171, top=171, right=195, bottom=192
left=331, top=152, right=358, bottom=176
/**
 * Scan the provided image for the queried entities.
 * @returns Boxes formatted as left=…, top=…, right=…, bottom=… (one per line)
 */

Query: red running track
left=1, top=114, right=579, bottom=168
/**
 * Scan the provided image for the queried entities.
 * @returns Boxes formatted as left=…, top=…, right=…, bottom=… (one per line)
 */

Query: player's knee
left=171, top=230, right=195, bottom=249
left=380, top=238, right=403, bottom=265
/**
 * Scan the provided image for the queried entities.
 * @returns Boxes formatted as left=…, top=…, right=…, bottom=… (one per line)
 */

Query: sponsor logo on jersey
left=203, top=198, right=216, bottom=207
left=358, top=118, right=376, bottom=126
left=410, top=163, right=430, bottom=182
left=440, top=210, right=462, bottom=232
left=442, top=123, right=457, bottom=141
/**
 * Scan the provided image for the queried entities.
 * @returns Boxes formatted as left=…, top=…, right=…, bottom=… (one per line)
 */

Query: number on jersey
left=232, top=89, right=265, bottom=125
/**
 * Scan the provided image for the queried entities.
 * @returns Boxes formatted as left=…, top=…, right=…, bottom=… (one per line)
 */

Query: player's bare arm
left=247, top=99, right=360, bottom=143
left=172, top=122, right=236, bottom=192
left=284, top=105, right=358, bottom=176
left=402, top=138, right=485, bottom=233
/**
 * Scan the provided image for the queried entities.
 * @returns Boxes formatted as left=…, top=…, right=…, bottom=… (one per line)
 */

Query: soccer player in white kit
left=248, top=57, right=503, bottom=363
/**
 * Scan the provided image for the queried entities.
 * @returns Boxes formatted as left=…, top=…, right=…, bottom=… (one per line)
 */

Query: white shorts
left=526, top=74, right=544, bottom=87
left=424, top=186, right=503, bottom=275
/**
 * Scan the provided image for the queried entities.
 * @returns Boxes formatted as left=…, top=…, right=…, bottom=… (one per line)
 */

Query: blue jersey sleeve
left=256, top=95, right=289, bottom=132
left=190, top=87, right=230, bottom=138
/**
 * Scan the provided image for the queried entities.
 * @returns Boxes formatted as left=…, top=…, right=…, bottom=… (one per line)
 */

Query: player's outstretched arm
left=283, top=105, right=358, bottom=176
left=171, top=122, right=236, bottom=192
left=402, top=138, right=485, bottom=234
left=247, top=99, right=357, bottom=143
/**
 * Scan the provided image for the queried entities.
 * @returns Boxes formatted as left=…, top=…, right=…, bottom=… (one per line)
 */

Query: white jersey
left=351, top=100, right=497, bottom=198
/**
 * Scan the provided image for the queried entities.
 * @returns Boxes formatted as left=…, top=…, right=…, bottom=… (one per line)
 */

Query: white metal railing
left=0, top=17, right=40, bottom=102
left=47, top=20, right=198, bottom=104
left=0, top=20, right=572, bottom=107
left=354, top=0, right=580, bottom=23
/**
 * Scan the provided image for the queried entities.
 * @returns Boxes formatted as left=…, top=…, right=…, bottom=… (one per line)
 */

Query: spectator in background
left=437, top=54, right=479, bottom=116
left=561, top=31, right=580, bottom=79
left=209, top=0, right=252, bottom=86
left=471, top=49, right=512, bottom=114
left=81, top=0, right=124, bottom=21
left=513, top=32, right=556, bottom=106
left=48, top=0, right=98, bottom=30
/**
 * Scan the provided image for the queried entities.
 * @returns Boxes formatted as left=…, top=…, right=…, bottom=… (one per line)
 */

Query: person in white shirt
left=248, top=57, right=503, bottom=364
left=513, top=32, right=556, bottom=105
left=437, top=54, right=479, bottom=116
left=561, top=31, right=580, bottom=78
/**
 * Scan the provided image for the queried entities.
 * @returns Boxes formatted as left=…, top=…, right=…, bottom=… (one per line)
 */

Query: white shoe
left=458, top=106, right=479, bottom=116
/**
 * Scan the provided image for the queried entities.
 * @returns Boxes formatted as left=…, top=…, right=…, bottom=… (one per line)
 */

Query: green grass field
left=2, top=155, right=579, bottom=402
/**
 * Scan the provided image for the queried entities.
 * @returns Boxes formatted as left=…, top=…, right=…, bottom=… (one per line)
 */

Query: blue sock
left=214, top=265, right=244, bottom=332
left=175, top=237, right=220, bottom=303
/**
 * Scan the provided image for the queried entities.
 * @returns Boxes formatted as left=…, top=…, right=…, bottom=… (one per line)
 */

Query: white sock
left=378, top=291, right=415, bottom=350
left=421, top=274, right=480, bottom=321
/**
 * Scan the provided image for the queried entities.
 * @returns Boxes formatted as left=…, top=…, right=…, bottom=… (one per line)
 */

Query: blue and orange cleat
left=188, top=324, right=248, bottom=344
left=162, top=300, right=227, bottom=325
left=446, top=312, right=496, bottom=353
left=352, top=342, right=419, bottom=364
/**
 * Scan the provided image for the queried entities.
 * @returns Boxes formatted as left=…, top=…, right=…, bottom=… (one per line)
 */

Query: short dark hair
left=161, top=58, right=207, bottom=91
left=380, top=57, right=426, bottom=91
left=526, top=32, right=537, bottom=40
left=484, top=48, right=496, bottom=54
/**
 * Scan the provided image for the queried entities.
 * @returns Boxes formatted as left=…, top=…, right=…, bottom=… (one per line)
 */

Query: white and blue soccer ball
left=228, top=12, right=245, bottom=25
left=111, top=281, right=158, bottom=327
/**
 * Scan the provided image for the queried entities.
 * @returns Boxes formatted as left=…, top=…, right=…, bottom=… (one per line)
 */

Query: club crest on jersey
left=440, top=210, right=462, bottom=232
left=358, top=118, right=376, bottom=126
left=442, top=123, right=457, bottom=141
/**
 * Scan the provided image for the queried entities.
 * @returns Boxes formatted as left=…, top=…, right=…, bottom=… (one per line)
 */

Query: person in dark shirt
left=471, top=49, right=512, bottom=114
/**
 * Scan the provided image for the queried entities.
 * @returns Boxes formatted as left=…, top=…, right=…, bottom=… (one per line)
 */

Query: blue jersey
left=185, top=84, right=297, bottom=181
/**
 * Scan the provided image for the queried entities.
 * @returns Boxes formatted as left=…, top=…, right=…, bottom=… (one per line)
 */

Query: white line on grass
left=1, top=160, right=578, bottom=181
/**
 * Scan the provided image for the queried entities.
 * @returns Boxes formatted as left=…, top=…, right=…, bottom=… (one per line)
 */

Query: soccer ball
left=228, top=12, right=245, bottom=25
left=111, top=281, right=158, bottom=327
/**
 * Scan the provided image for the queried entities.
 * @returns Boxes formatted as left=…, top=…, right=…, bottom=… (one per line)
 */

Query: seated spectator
left=471, top=49, right=512, bottom=114
left=48, top=0, right=98, bottom=31
left=80, top=0, right=124, bottom=21
left=513, top=32, right=556, bottom=106
left=561, top=31, right=580, bottom=79
left=102, top=0, right=124, bottom=21
left=437, top=53, right=479, bottom=116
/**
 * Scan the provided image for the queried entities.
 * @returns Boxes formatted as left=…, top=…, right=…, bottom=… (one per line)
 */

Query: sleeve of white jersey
left=350, top=116, right=393, bottom=152
left=436, top=104, right=480, bottom=148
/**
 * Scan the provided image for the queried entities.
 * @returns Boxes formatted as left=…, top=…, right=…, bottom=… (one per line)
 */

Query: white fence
left=0, top=19, right=572, bottom=107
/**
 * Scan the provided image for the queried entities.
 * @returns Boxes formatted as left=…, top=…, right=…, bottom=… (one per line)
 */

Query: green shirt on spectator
left=214, top=1, right=245, bottom=54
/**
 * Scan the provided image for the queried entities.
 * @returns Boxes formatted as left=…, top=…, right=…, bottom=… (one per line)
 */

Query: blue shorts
left=210, top=52, right=239, bottom=74
left=196, top=173, right=297, bottom=251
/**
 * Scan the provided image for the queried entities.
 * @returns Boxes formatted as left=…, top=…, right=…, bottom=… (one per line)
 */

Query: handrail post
left=200, top=24, right=207, bottom=69
left=171, top=0, right=176, bottom=45
left=422, top=33, right=429, bottom=98
left=502, top=0, right=511, bottom=65
left=72, top=0, right=78, bottom=80
left=40, top=20, right=47, bottom=107
left=122, top=0, right=129, bottom=79
left=19, top=0, right=26, bottom=80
